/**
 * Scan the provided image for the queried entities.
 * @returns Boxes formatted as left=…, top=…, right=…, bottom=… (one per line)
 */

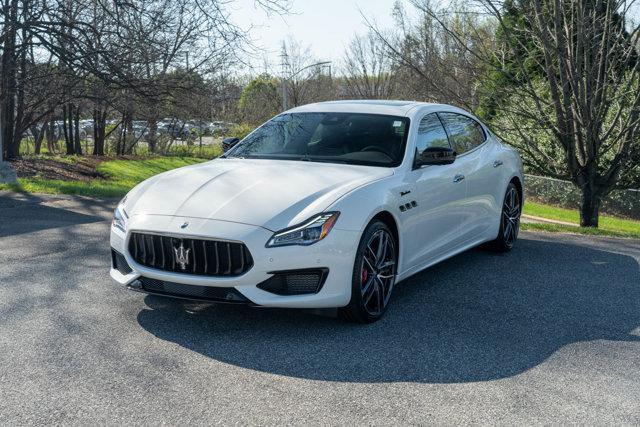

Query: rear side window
left=416, top=113, right=451, bottom=154
left=438, top=113, right=486, bottom=155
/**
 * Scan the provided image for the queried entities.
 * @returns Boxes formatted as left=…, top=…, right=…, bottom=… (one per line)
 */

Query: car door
left=438, top=112, right=501, bottom=242
left=403, top=113, right=468, bottom=270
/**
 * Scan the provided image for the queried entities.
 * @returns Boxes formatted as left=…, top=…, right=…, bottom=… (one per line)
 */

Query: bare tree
left=280, top=38, right=333, bottom=108
left=365, top=1, right=490, bottom=107
left=0, top=0, right=292, bottom=160
left=342, top=30, right=397, bottom=99
left=474, top=0, right=640, bottom=227
left=371, top=0, right=640, bottom=227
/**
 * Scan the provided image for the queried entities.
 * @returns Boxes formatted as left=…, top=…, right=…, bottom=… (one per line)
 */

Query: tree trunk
left=92, top=108, right=106, bottom=156
left=9, top=0, right=29, bottom=158
left=579, top=185, right=601, bottom=227
left=73, top=106, right=82, bottom=155
left=116, top=112, right=127, bottom=155
left=63, top=105, right=73, bottom=154
left=46, top=117, right=56, bottom=154
left=147, top=119, right=158, bottom=153
left=31, top=124, right=44, bottom=154
left=122, top=110, right=133, bottom=155
left=1, top=0, right=18, bottom=159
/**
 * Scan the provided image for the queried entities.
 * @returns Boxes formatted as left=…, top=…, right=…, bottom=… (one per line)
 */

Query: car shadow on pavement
left=0, top=192, right=109, bottom=237
left=136, top=236, right=640, bottom=383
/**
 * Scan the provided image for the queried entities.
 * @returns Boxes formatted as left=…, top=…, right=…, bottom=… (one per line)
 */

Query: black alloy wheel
left=341, top=221, right=397, bottom=323
left=491, top=182, right=521, bottom=252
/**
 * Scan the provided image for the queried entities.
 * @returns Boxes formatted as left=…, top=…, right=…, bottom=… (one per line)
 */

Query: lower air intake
left=112, top=249, right=132, bottom=275
left=137, top=277, right=250, bottom=303
left=257, top=268, right=328, bottom=296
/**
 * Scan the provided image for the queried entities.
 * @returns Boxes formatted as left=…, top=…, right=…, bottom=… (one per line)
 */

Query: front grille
left=128, top=232, right=253, bottom=277
left=137, top=277, right=250, bottom=303
left=111, top=249, right=132, bottom=275
left=257, top=268, right=328, bottom=295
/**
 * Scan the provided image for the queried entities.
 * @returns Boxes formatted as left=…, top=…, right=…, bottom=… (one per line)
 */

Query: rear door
left=403, top=113, right=468, bottom=269
left=438, top=112, right=500, bottom=242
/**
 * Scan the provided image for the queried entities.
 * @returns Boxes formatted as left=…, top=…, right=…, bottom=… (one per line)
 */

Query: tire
left=490, top=182, right=521, bottom=252
left=340, top=220, right=398, bottom=323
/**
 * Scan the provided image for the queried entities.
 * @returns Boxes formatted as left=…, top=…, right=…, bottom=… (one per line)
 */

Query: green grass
left=523, top=201, right=640, bottom=238
left=0, top=156, right=207, bottom=198
left=520, top=222, right=640, bottom=239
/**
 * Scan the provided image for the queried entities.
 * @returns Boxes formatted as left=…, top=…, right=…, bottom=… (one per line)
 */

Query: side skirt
left=396, top=235, right=491, bottom=283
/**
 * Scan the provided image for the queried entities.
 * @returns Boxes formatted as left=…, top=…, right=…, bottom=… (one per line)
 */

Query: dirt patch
left=10, top=156, right=108, bottom=181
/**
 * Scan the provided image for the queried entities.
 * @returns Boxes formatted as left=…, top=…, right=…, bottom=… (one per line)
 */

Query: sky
left=231, top=0, right=399, bottom=72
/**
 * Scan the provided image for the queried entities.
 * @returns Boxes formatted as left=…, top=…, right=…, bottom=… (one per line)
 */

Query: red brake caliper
left=361, top=262, right=368, bottom=284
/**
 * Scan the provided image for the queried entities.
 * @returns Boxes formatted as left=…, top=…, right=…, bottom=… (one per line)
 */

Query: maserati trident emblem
left=173, top=242, right=190, bottom=270
left=180, top=221, right=189, bottom=229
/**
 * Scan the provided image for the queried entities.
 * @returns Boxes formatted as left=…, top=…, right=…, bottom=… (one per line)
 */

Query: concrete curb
left=0, top=161, right=17, bottom=184
left=522, top=214, right=578, bottom=227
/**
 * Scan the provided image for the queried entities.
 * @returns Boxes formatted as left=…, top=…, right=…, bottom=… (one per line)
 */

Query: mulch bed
left=10, top=156, right=108, bottom=181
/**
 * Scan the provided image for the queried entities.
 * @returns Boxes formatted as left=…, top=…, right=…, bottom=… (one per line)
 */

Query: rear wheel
left=490, top=182, right=521, bottom=252
left=340, top=221, right=397, bottom=323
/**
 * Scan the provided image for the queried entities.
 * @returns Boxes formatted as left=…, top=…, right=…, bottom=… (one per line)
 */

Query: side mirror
left=222, top=137, right=240, bottom=151
left=414, top=147, right=457, bottom=168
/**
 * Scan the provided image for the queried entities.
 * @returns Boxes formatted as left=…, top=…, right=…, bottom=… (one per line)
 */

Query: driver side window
left=416, top=113, right=451, bottom=155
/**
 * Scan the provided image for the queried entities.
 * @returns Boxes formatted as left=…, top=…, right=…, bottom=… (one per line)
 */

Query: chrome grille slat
left=190, top=239, right=196, bottom=274
left=202, top=241, right=208, bottom=274
left=214, top=242, right=219, bottom=275
left=170, top=237, right=176, bottom=270
left=150, top=234, right=156, bottom=266
left=140, top=234, right=146, bottom=264
left=128, top=232, right=253, bottom=277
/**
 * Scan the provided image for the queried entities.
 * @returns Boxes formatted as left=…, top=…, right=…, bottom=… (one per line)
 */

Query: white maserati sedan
left=110, top=100, right=523, bottom=322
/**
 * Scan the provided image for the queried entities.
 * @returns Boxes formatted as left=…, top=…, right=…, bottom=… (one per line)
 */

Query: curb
left=0, top=161, right=17, bottom=184
left=521, top=214, right=578, bottom=227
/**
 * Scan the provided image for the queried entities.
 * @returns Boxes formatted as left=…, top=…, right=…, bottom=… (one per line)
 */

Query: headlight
left=112, top=200, right=128, bottom=232
left=266, top=212, right=340, bottom=247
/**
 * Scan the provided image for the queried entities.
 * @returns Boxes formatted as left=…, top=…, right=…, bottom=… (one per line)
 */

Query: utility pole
left=180, top=50, right=190, bottom=70
left=280, top=42, right=289, bottom=111
left=280, top=41, right=331, bottom=112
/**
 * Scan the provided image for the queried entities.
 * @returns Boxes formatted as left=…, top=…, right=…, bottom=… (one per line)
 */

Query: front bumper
left=110, top=214, right=360, bottom=308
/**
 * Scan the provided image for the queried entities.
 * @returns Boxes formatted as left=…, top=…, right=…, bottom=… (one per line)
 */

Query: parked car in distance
left=110, top=100, right=524, bottom=323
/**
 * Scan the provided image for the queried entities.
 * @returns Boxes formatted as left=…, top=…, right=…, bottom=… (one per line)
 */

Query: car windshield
left=225, top=112, right=410, bottom=167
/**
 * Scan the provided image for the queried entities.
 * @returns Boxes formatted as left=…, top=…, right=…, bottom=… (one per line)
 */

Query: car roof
left=286, top=100, right=466, bottom=117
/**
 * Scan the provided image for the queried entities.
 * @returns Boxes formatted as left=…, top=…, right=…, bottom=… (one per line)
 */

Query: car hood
left=125, top=158, right=392, bottom=231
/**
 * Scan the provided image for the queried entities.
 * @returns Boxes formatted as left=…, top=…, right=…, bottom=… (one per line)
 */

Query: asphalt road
left=1, top=191, right=639, bottom=425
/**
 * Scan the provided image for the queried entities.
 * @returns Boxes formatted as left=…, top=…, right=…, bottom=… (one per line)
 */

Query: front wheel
left=490, top=182, right=521, bottom=252
left=340, top=221, right=397, bottom=323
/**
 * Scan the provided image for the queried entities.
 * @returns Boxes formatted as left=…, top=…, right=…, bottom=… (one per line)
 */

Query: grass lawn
left=523, top=201, right=640, bottom=239
left=0, top=156, right=207, bottom=198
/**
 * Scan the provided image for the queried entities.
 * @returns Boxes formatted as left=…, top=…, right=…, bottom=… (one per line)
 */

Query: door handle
left=493, top=160, right=503, bottom=168
left=453, top=174, right=465, bottom=183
